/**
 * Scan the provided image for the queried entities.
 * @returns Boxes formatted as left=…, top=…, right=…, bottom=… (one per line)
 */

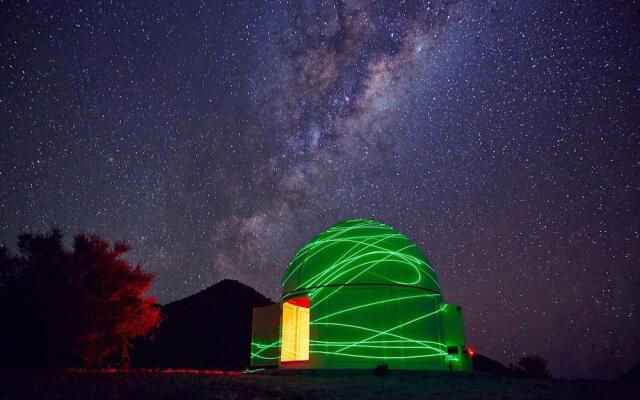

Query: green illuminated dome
left=253, top=218, right=471, bottom=371
left=282, top=219, right=441, bottom=298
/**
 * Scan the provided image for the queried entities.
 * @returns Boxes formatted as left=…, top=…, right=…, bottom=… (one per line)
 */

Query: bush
left=510, top=354, right=552, bottom=379
left=374, top=363, right=389, bottom=376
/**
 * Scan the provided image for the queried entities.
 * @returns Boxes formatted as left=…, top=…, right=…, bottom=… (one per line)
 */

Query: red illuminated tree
left=0, top=229, right=161, bottom=371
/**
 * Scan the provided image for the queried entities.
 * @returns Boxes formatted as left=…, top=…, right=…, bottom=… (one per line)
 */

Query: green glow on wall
left=251, top=219, right=472, bottom=371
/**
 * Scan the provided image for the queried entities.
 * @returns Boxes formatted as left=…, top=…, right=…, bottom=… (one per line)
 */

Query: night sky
left=1, top=0, right=638, bottom=379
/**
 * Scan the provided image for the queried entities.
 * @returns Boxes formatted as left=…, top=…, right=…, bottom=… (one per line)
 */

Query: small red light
left=464, top=346, right=476, bottom=357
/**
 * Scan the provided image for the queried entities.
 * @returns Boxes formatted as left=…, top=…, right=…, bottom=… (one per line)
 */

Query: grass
left=0, top=369, right=637, bottom=400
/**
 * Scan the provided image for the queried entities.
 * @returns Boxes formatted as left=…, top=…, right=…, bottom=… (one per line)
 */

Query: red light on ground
left=66, top=368, right=241, bottom=376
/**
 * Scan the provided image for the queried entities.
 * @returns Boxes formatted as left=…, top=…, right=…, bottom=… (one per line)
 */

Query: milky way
left=1, top=1, right=638, bottom=379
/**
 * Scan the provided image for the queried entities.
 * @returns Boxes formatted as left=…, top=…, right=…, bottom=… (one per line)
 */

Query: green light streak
left=314, top=292, right=438, bottom=322
left=243, top=368, right=266, bottom=374
left=319, top=303, right=448, bottom=355
left=311, top=351, right=446, bottom=360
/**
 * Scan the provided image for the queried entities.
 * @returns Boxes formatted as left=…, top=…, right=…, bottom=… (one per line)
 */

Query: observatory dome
left=281, top=219, right=441, bottom=298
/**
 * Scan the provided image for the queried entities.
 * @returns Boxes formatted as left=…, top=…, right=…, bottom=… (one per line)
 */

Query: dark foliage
left=510, top=354, right=552, bottom=379
left=0, top=229, right=160, bottom=371
left=374, top=363, right=389, bottom=376
left=131, top=279, right=273, bottom=370
left=474, top=353, right=556, bottom=380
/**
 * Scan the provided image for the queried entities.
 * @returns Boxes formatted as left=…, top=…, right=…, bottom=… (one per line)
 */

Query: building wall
left=273, top=285, right=471, bottom=371
left=440, top=303, right=473, bottom=372
left=250, top=304, right=280, bottom=367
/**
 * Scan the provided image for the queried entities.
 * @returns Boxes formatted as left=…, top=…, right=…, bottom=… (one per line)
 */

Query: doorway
left=281, top=297, right=310, bottom=362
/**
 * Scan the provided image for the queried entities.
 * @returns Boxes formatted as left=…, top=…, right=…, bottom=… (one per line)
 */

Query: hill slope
left=621, top=361, right=640, bottom=383
left=472, top=353, right=512, bottom=375
left=131, top=279, right=273, bottom=370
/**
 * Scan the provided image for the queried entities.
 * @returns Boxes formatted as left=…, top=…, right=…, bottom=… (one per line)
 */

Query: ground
left=0, top=370, right=637, bottom=400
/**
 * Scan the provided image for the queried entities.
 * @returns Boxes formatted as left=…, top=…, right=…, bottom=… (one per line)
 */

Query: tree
left=511, top=354, right=552, bottom=379
left=0, top=229, right=161, bottom=371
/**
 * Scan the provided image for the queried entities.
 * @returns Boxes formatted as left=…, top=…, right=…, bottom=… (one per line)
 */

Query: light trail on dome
left=283, top=220, right=440, bottom=291
left=313, top=292, right=439, bottom=322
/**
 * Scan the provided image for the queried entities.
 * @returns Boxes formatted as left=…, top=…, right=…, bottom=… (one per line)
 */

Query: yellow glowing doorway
left=281, top=297, right=310, bottom=362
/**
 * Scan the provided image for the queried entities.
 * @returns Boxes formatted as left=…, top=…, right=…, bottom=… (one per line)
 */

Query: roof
left=282, top=219, right=441, bottom=297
